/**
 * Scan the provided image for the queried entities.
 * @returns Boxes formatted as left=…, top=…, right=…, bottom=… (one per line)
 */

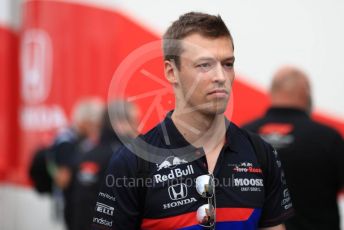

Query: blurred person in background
left=71, top=100, right=139, bottom=230
left=51, top=97, right=104, bottom=230
left=243, top=66, right=344, bottom=230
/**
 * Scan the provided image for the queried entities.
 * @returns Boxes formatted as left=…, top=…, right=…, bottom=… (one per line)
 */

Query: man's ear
left=164, top=60, right=178, bottom=84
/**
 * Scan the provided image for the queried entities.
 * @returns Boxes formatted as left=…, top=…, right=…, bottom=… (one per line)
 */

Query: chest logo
left=156, top=156, right=188, bottom=171
left=230, top=162, right=262, bottom=174
left=163, top=183, right=197, bottom=209
left=168, top=183, right=188, bottom=200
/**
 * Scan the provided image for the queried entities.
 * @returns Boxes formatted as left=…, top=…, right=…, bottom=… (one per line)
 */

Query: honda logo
left=168, top=183, right=187, bottom=200
left=20, top=29, right=53, bottom=104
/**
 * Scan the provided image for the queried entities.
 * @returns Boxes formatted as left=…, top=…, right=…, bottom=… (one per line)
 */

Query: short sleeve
left=258, top=144, right=294, bottom=227
left=91, top=147, right=142, bottom=230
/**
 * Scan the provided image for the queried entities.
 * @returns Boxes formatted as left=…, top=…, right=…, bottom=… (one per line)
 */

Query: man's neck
left=171, top=109, right=226, bottom=154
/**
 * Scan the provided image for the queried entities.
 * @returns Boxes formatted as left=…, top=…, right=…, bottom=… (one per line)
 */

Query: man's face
left=173, top=34, right=235, bottom=116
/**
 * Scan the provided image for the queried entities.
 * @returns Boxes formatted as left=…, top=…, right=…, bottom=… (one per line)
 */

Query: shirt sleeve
left=91, top=147, right=142, bottom=230
left=258, top=143, right=294, bottom=227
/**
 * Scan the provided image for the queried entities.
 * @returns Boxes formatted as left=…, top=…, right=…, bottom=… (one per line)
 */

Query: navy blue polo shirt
left=92, top=113, right=293, bottom=230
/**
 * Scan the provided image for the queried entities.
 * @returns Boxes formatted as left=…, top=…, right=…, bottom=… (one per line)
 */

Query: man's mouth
left=207, top=89, right=229, bottom=98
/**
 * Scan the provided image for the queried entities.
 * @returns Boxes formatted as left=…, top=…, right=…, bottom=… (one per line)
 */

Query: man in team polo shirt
left=92, top=12, right=293, bottom=230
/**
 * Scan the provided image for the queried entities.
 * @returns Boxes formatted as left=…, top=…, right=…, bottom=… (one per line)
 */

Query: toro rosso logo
left=156, top=156, right=188, bottom=171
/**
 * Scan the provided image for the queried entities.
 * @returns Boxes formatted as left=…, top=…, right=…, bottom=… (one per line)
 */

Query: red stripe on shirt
left=141, top=208, right=254, bottom=230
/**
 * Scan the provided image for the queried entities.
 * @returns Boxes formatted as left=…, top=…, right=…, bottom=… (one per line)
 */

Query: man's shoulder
left=80, top=144, right=113, bottom=163
left=139, top=124, right=163, bottom=145
left=104, top=145, right=140, bottom=176
left=241, top=117, right=267, bottom=132
left=228, top=121, right=274, bottom=162
left=54, top=127, right=78, bottom=145
left=308, top=119, right=342, bottom=138
left=229, top=121, right=269, bottom=146
left=109, top=144, right=137, bottom=160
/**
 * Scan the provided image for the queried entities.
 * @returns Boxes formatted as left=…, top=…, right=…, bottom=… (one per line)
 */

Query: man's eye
left=197, top=63, right=213, bottom=71
left=223, top=63, right=234, bottom=69
left=198, top=63, right=211, bottom=68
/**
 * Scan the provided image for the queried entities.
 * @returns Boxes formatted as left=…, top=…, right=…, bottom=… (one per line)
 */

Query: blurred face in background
left=112, top=102, right=140, bottom=138
left=72, top=98, right=105, bottom=142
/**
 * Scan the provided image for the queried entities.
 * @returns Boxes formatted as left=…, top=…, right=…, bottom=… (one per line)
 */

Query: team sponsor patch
left=96, top=202, right=114, bottom=216
left=154, top=165, right=194, bottom=183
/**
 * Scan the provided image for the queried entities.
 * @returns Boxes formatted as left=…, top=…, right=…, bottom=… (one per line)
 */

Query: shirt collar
left=157, top=111, right=240, bottom=157
left=223, top=119, right=242, bottom=153
left=266, top=107, right=309, bottom=118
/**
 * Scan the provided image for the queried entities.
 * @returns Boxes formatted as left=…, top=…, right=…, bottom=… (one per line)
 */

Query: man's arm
left=258, top=142, right=294, bottom=227
left=260, top=224, right=286, bottom=230
left=54, top=166, right=72, bottom=189
left=52, top=141, right=77, bottom=189
left=92, top=147, right=142, bottom=230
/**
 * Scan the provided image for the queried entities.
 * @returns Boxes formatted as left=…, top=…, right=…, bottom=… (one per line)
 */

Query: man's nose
left=212, top=63, right=226, bottom=83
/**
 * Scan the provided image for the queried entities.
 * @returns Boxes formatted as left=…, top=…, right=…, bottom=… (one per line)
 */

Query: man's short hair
left=72, top=97, right=104, bottom=125
left=163, top=12, right=234, bottom=69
